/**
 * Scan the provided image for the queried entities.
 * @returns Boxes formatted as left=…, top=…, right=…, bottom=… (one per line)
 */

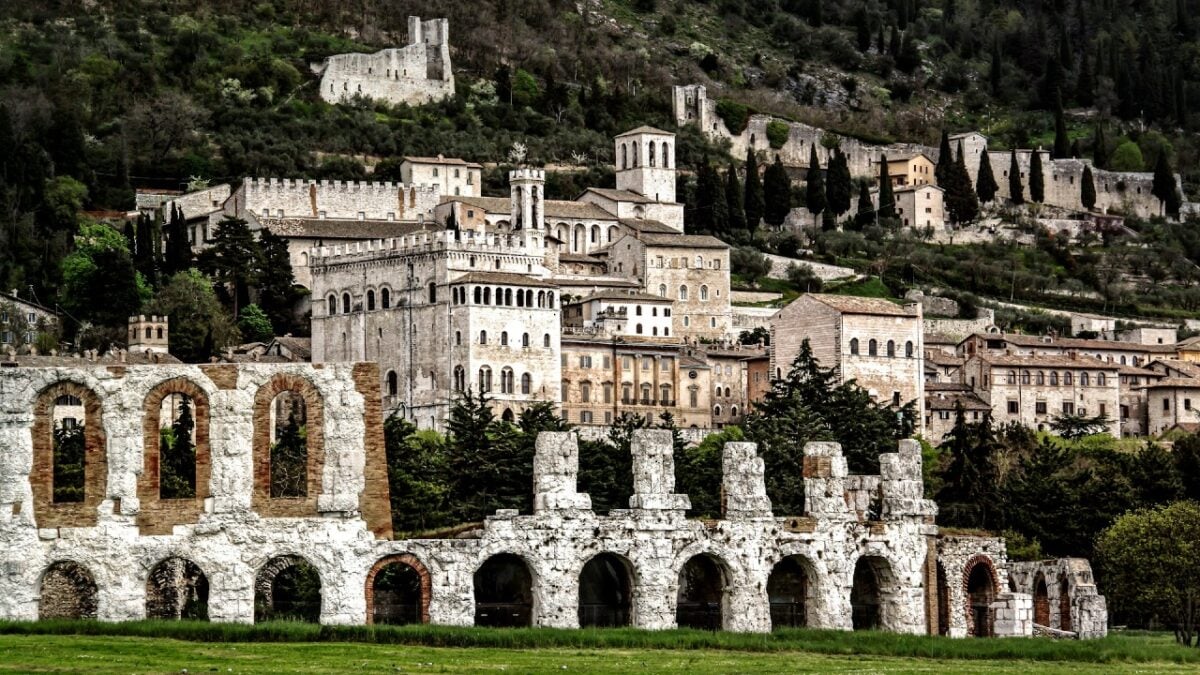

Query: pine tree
left=805, top=145, right=826, bottom=218
left=161, top=395, right=196, bottom=499
left=1008, top=149, right=1025, bottom=204
left=935, top=130, right=953, bottom=186
left=976, top=149, right=999, bottom=203
left=1081, top=165, right=1097, bottom=211
left=199, top=217, right=258, bottom=316
left=877, top=155, right=895, bottom=219
left=1152, top=152, right=1182, bottom=218
left=1093, top=124, right=1109, bottom=168
left=854, top=181, right=873, bottom=229
left=1052, top=90, right=1070, bottom=159
left=744, top=147, right=765, bottom=232
left=725, top=163, right=746, bottom=232
left=1029, top=149, right=1045, bottom=203
left=763, top=155, right=792, bottom=226
left=827, top=148, right=853, bottom=217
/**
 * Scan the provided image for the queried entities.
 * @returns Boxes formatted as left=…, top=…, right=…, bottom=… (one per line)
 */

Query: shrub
left=766, top=120, right=790, bottom=149
left=715, top=99, right=751, bottom=134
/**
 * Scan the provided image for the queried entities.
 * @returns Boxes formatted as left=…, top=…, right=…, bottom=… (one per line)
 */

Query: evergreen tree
left=237, top=303, right=274, bottom=342
left=710, top=163, right=728, bottom=234
left=935, top=130, right=953, bottom=186
left=854, top=181, right=874, bottom=229
left=134, top=212, right=158, bottom=288
left=877, top=155, right=895, bottom=219
left=805, top=145, right=826, bottom=218
left=161, top=395, right=196, bottom=499
left=199, top=217, right=257, bottom=316
left=935, top=403, right=1002, bottom=529
left=763, top=155, right=792, bottom=226
left=989, top=41, right=1003, bottom=95
left=693, top=162, right=724, bottom=233
left=1053, top=90, right=1070, bottom=159
left=1008, top=149, right=1025, bottom=204
left=164, top=204, right=191, bottom=276
left=945, top=141, right=979, bottom=224
left=1076, top=49, right=1094, bottom=107
left=1029, top=149, right=1045, bottom=203
left=854, top=7, right=871, bottom=52
left=744, top=148, right=765, bottom=231
left=1070, top=139, right=1083, bottom=158
left=725, top=163, right=746, bottom=232
left=1093, top=124, right=1109, bottom=168
left=976, top=149, right=999, bottom=203
left=383, top=414, right=450, bottom=534
left=256, top=229, right=299, bottom=334
left=826, top=148, right=853, bottom=218
left=1152, top=152, right=1182, bottom=218
left=1081, top=165, right=1097, bottom=210
left=896, top=32, right=921, bottom=73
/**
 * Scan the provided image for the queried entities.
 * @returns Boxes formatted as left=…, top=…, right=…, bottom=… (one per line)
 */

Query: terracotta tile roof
left=574, top=290, right=671, bottom=303
left=552, top=276, right=640, bottom=288
left=258, top=218, right=435, bottom=240
left=402, top=156, right=482, bottom=168
left=619, top=218, right=677, bottom=233
left=445, top=196, right=616, bottom=221
left=974, top=353, right=1116, bottom=369
left=1143, top=377, right=1200, bottom=389
left=635, top=233, right=729, bottom=249
left=926, top=390, right=991, bottom=411
left=585, top=188, right=651, bottom=204
left=805, top=293, right=917, bottom=317
left=452, top=271, right=557, bottom=288
left=966, top=332, right=1177, bottom=353
left=558, top=253, right=604, bottom=263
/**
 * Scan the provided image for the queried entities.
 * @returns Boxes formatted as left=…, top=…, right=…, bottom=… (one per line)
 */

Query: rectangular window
left=579, top=355, right=592, bottom=368
left=622, top=356, right=633, bottom=370
left=604, top=412, right=612, bottom=423
left=1063, top=402, right=1074, bottom=415
left=1099, top=403, right=1107, bottom=417
left=603, top=383, right=612, bottom=403
left=602, top=356, right=611, bottom=369
left=661, top=357, right=673, bottom=372
left=939, top=411, right=950, bottom=419
left=1035, top=402, right=1047, bottom=415
left=689, top=389, right=698, bottom=407
left=642, top=357, right=652, bottom=371
left=1186, top=399, right=1193, bottom=411
left=561, top=354, right=567, bottom=366
left=1007, top=400, right=1019, bottom=414
left=581, top=411, right=593, bottom=424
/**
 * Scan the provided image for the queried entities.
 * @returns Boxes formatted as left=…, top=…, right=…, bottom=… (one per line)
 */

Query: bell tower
left=614, top=127, right=676, bottom=203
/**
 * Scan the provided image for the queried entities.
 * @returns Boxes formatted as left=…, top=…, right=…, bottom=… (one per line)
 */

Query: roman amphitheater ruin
left=0, top=362, right=1105, bottom=637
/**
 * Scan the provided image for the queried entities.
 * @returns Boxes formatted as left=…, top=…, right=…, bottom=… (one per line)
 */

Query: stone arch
left=145, top=556, right=209, bottom=621
left=365, top=553, right=431, bottom=625
left=578, top=552, right=634, bottom=628
left=473, top=553, right=534, bottom=627
left=39, top=560, right=98, bottom=620
left=254, top=554, right=322, bottom=623
left=32, top=381, right=108, bottom=528
left=767, top=555, right=817, bottom=629
left=936, top=561, right=951, bottom=636
left=850, top=555, right=898, bottom=631
left=676, top=553, right=732, bottom=630
left=1058, top=576, right=1072, bottom=632
left=963, top=555, right=999, bottom=637
left=138, top=377, right=212, bottom=535
left=252, top=374, right=325, bottom=517
left=1033, top=571, right=1050, bottom=626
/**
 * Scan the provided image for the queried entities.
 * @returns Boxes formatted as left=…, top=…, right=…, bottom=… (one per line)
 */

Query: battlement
left=309, top=229, right=545, bottom=267
left=244, top=177, right=438, bottom=195
left=509, top=168, right=546, bottom=182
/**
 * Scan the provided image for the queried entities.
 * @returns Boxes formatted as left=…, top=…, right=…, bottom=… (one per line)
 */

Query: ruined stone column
left=206, top=387, right=254, bottom=515
left=801, top=441, right=851, bottom=521
left=628, top=429, right=690, bottom=513
left=721, top=442, right=772, bottom=520
left=533, top=432, right=591, bottom=514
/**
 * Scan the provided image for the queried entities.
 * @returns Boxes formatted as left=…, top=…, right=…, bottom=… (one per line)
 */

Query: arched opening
left=937, top=562, right=950, bottom=636
left=578, top=553, right=633, bottom=627
left=473, top=553, right=533, bottom=627
left=386, top=371, right=398, bottom=397
left=39, top=561, right=98, bottom=620
left=1033, top=573, right=1050, bottom=626
left=146, top=557, right=209, bottom=621
left=139, top=379, right=211, bottom=535
left=966, top=559, right=996, bottom=637
left=676, top=554, right=727, bottom=630
left=253, top=375, right=324, bottom=516
left=768, top=556, right=814, bottom=629
left=1058, top=577, right=1072, bottom=631
left=269, top=391, right=307, bottom=498
left=255, top=555, right=322, bottom=623
left=366, top=554, right=430, bottom=625
left=34, top=382, right=107, bottom=528
left=501, top=408, right=515, bottom=422
left=851, top=556, right=890, bottom=631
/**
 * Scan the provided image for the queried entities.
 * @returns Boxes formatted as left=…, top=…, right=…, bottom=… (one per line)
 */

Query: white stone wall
left=230, top=178, right=440, bottom=224
left=318, top=18, right=453, bottom=107
left=1009, top=559, right=1108, bottom=639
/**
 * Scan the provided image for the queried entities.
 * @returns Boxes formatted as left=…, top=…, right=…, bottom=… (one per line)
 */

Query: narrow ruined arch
left=252, top=374, right=325, bottom=517
left=254, top=554, right=322, bottom=623
left=768, top=555, right=817, bottom=629
left=676, top=553, right=730, bottom=630
left=39, top=560, right=99, bottom=620
left=1033, top=572, right=1050, bottom=626
left=146, top=557, right=209, bottom=621
left=963, top=555, right=998, bottom=637
left=32, top=381, right=107, bottom=528
left=936, top=561, right=951, bottom=636
left=138, top=377, right=211, bottom=534
left=1058, top=576, right=1072, bottom=632
left=365, top=554, right=431, bottom=625
left=851, top=556, right=895, bottom=631
left=578, top=553, right=634, bottom=628
left=473, top=553, right=534, bottom=627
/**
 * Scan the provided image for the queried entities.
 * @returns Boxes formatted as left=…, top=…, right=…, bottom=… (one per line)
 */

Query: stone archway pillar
left=206, top=567, right=255, bottom=624
left=631, top=554, right=676, bottom=630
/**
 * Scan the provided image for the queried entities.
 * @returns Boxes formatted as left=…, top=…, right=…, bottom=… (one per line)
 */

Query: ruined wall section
left=318, top=18, right=454, bottom=107
left=230, top=178, right=440, bottom=224
left=1009, top=558, right=1107, bottom=639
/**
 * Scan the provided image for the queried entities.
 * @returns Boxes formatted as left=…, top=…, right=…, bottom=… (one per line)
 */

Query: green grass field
left=0, top=623, right=1195, bottom=674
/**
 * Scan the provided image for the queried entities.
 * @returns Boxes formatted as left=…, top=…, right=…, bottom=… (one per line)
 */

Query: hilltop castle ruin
left=316, top=17, right=454, bottom=107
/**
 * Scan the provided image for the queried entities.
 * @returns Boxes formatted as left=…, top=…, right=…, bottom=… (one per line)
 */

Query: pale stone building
left=957, top=332, right=1176, bottom=369
left=316, top=17, right=454, bottom=107
left=561, top=291, right=674, bottom=339
left=705, top=344, right=766, bottom=427
left=924, top=383, right=989, bottom=444
left=960, top=353, right=1121, bottom=436
left=894, top=184, right=945, bottom=231
left=771, top=294, right=925, bottom=432
left=0, top=290, right=58, bottom=351
left=400, top=156, right=482, bottom=198
left=885, top=153, right=936, bottom=188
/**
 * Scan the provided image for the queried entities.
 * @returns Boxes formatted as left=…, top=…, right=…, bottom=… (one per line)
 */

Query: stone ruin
left=0, top=362, right=1105, bottom=636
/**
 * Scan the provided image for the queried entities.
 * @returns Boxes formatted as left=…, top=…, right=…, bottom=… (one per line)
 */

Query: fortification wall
left=318, top=18, right=454, bottom=107
left=237, top=178, right=440, bottom=223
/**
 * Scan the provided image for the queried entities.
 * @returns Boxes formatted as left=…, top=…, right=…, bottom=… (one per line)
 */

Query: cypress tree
left=935, top=130, right=953, bottom=186
left=1093, top=124, right=1109, bottom=168
left=989, top=41, right=1002, bottom=95
left=1076, top=49, right=1094, bottom=107
left=763, top=155, right=792, bottom=226
left=805, top=145, right=826, bottom=218
left=1070, top=139, right=1083, bottom=159
left=1152, top=152, right=1182, bottom=219
left=725, top=163, right=746, bottom=232
left=945, top=141, right=979, bottom=224
left=1029, top=149, right=1045, bottom=203
left=854, top=8, right=871, bottom=53
left=1081, top=165, right=1096, bottom=211
left=710, top=163, right=729, bottom=234
left=693, top=162, right=718, bottom=233
left=854, top=182, right=873, bottom=229
left=976, top=150, right=999, bottom=203
left=827, top=148, right=853, bottom=217
left=744, top=148, right=765, bottom=231
left=1052, top=90, right=1070, bottom=159
left=1008, top=150, right=1025, bottom=204
left=877, top=155, right=895, bottom=219
left=164, top=204, right=192, bottom=275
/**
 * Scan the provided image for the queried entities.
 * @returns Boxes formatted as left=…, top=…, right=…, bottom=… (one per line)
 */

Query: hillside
left=1, top=0, right=1198, bottom=324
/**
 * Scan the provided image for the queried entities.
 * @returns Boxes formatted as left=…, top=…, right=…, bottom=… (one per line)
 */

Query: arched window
left=679, top=285, right=688, bottom=301
left=501, top=367, right=515, bottom=394
left=480, top=330, right=488, bottom=344
left=327, top=295, right=337, bottom=315
left=609, top=226, right=618, bottom=242
left=427, top=282, right=436, bottom=303
left=659, top=284, right=667, bottom=297
left=621, top=143, right=627, bottom=169
left=700, top=285, right=709, bottom=301
left=1021, top=370, right=1031, bottom=384
left=386, top=371, right=398, bottom=397
left=714, top=404, right=722, bottom=417
left=145, top=326, right=153, bottom=338
left=1036, top=371, right=1045, bottom=385
left=1098, top=373, right=1107, bottom=386
left=367, top=290, right=376, bottom=311
left=483, top=287, right=492, bottom=304
left=505, top=288, right=513, bottom=306
left=1049, top=371, right=1059, bottom=386
left=381, top=288, right=390, bottom=309
left=342, top=293, right=351, bottom=314
left=636, top=324, right=643, bottom=334
left=478, top=366, right=493, bottom=392
left=1064, top=371, right=1073, bottom=385
left=905, top=341, right=914, bottom=357
left=1007, top=370, right=1017, bottom=384
left=1080, top=372, right=1089, bottom=386
left=850, top=338, right=859, bottom=355
left=886, top=340, right=895, bottom=357
left=521, top=373, right=532, bottom=394
left=868, top=339, right=878, bottom=356
left=455, top=331, right=461, bottom=346
left=454, top=366, right=466, bottom=391
left=516, top=290, right=524, bottom=308
left=474, top=287, right=482, bottom=304
left=591, top=224, right=600, bottom=243
left=696, top=255, right=703, bottom=268
left=662, top=142, right=670, bottom=168
left=544, top=333, right=551, bottom=347
left=501, top=331, right=509, bottom=346
left=522, top=333, right=530, bottom=347
left=548, top=293, right=555, bottom=308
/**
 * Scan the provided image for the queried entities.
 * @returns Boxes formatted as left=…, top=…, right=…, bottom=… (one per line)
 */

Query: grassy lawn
left=1, top=634, right=1197, bottom=674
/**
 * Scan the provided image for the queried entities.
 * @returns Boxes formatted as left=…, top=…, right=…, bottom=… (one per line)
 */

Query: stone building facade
left=401, top=156, right=482, bottom=198
left=960, top=354, right=1121, bottom=436
left=894, top=185, right=945, bottom=231
left=0, top=363, right=1106, bottom=636
left=771, top=294, right=925, bottom=433
left=316, top=17, right=454, bottom=107
left=0, top=291, right=58, bottom=351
